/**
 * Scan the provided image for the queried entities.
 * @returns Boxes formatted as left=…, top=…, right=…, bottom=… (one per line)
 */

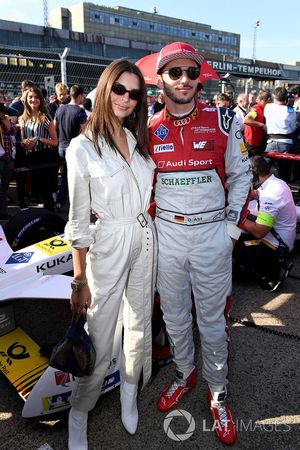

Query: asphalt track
left=1, top=204, right=300, bottom=449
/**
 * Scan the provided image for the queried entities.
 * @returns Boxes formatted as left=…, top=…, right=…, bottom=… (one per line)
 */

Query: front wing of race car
left=0, top=226, right=122, bottom=418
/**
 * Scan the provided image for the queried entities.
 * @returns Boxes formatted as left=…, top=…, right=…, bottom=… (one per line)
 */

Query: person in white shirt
left=264, top=87, right=297, bottom=181
left=233, top=156, right=296, bottom=291
left=233, top=93, right=249, bottom=133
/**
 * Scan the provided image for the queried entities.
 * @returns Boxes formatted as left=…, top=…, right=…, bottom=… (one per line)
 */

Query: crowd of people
left=0, top=41, right=299, bottom=449
left=0, top=81, right=87, bottom=219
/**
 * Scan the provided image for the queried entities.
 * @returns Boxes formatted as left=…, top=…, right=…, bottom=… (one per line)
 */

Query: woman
left=19, top=87, right=58, bottom=210
left=65, top=59, right=157, bottom=450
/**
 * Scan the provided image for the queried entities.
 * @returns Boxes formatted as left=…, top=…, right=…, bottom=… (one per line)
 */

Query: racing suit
left=148, top=103, right=251, bottom=390
left=65, top=129, right=157, bottom=412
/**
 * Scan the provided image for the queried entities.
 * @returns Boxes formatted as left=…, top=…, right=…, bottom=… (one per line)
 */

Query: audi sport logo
left=173, top=117, right=191, bottom=127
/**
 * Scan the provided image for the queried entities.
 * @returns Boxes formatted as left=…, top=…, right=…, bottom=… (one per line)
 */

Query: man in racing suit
left=148, top=42, right=251, bottom=445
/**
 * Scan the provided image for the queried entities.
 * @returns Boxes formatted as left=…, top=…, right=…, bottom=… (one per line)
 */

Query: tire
left=3, top=208, right=66, bottom=250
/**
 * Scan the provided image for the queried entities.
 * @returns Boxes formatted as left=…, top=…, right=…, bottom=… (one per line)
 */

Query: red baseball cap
left=156, top=42, right=204, bottom=73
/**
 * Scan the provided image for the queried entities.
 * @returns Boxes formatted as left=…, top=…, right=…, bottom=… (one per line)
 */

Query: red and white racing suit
left=148, top=102, right=251, bottom=390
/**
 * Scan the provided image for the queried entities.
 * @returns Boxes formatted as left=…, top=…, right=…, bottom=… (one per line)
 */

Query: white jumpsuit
left=65, top=129, right=157, bottom=412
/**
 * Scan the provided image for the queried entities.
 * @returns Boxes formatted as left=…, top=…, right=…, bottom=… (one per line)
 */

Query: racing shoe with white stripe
left=157, top=368, right=197, bottom=412
left=208, top=387, right=236, bottom=445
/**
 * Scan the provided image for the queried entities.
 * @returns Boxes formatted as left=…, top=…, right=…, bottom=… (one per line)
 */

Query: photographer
left=0, top=103, right=16, bottom=220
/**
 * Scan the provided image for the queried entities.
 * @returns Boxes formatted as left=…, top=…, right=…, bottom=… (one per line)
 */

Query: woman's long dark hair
left=86, top=59, right=149, bottom=158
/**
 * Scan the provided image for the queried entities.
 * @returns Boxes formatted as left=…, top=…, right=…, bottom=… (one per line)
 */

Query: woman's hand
left=70, top=285, right=92, bottom=315
left=22, top=137, right=36, bottom=150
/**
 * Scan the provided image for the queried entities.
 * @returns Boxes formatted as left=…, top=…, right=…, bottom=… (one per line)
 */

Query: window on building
left=18, top=58, right=27, bottom=67
left=9, top=58, right=18, bottom=66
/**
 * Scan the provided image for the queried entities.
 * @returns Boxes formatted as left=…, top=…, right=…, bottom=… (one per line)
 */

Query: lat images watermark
left=163, top=409, right=196, bottom=441
left=163, top=410, right=291, bottom=441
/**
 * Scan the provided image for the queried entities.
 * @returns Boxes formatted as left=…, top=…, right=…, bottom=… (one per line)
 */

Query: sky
left=1, top=0, right=300, bottom=64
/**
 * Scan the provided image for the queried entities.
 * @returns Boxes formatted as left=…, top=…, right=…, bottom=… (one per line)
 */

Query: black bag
left=49, top=312, right=96, bottom=377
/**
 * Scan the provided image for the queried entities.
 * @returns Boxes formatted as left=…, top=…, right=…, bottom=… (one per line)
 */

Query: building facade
left=0, top=3, right=299, bottom=100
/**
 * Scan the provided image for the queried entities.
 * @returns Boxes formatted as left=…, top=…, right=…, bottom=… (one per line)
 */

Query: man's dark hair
left=70, top=85, right=84, bottom=99
left=273, top=87, right=288, bottom=103
left=251, top=156, right=271, bottom=177
left=83, top=98, right=92, bottom=111
left=290, top=86, right=300, bottom=96
left=217, top=93, right=230, bottom=102
left=21, top=80, right=35, bottom=91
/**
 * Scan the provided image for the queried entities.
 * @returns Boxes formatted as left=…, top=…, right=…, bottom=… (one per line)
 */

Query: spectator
left=54, top=84, right=87, bottom=211
left=146, top=87, right=157, bottom=116
left=83, top=97, right=92, bottom=117
left=233, top=156, right=296, bottom=291
left=264, top=87, right=297, bottom=182
left=0, top=102, right=16, bottom=220
left=215, top=92, right=230, bottom=107
left=19, top=87, right=58, bottom=211
left=10, top=80, right=35, bottom=116
left=153, top=90, right=165, bottom=114
left=233, top=93, right=249, bottom=133
left=48, top=83, right=69, bottom=119
left=243, top=89, right=272, bottom=157
left=225, top=89, right=235, bottom=108
left=248, top=89, right=257, bottom=107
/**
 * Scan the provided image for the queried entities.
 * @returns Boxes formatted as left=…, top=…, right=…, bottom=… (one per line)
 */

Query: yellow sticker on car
left=0, top=327, right=48, bottom=400
left=34, top=237, right=71, bottom=256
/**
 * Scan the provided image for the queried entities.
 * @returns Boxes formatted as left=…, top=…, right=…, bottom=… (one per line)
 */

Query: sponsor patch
left=235, top=130, right=243, bottom=140
left=153, top=143, right=174, bottom=153
left=0, top=267, right=6, bottom=274
left=161, top=175, right=212, bottom=186
left=191, top=126, right=216, bottom=134
left=42, top=391, right=72, bottom=411
left=101, top=370, right=120, bottom=392
left=227, top=209, right=238, bottom=222
left=173, top=117, right=191, bottom=127
left=34, top=237, right=71, bottom=256
left=154, top=124, right=169, bottom=141
left=240, top=142, right=247, bottom=155
left=193, top=140, right=215, bottom=151
left=222, top=109, right=233, bottom=131
left=54, top=371, right=73, bottom=387
left=5, top=252, right=34, bottom=264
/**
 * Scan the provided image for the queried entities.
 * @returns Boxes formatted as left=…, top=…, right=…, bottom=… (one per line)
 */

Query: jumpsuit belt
left=156, top=206, right=225, bottom=226
left=97, top=212, right=149, bottom=227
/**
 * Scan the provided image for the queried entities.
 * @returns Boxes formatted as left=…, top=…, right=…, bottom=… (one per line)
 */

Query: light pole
left=252, top=20, right=260, bottom=64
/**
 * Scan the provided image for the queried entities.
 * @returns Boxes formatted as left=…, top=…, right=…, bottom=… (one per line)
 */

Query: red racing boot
left=157, top=368, right=197, bottom=412
left=208, top=387, right=236, bottom=445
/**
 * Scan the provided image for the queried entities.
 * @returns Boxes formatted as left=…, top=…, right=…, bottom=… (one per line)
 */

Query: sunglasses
left=162, top=66, right=201, bottom=81
left=111, top=83, right=142, bottom=101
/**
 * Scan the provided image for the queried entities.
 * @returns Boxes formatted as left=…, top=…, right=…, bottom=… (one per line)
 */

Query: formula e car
left=0, top=209, right=122, bottom=419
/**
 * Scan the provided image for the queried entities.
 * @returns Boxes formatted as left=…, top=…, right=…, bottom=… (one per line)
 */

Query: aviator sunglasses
left=162, top=66, right=201, bottom=81
left=111, top=82, right=142, bottom=101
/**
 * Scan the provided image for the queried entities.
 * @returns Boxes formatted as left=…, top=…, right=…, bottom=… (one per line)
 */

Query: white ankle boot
left=68, top=407, right=88, bottom=450
left=120, top=381, right=138, bottom=435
